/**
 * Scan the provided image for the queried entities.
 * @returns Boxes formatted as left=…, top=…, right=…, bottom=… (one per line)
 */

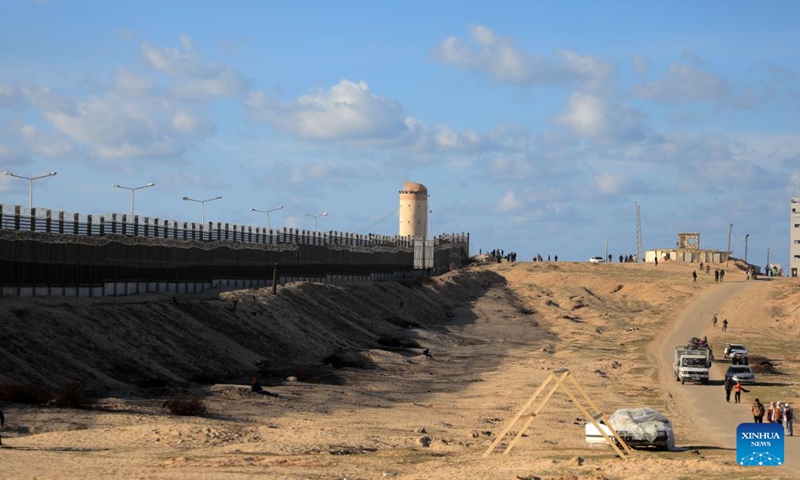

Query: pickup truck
left=673, top=346, right=711, bottom=384
left=724, top=344, right=749, bottom=365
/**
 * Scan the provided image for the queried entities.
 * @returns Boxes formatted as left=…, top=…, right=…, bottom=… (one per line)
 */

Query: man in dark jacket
left=724, top=376, right=734, bottom=402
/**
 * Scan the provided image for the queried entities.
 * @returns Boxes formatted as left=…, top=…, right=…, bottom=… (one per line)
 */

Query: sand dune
left=1, top=259, right=798, bottom=479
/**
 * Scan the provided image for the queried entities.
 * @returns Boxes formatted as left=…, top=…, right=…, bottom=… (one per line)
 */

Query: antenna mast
left=635, top=201, right=643, bottom=262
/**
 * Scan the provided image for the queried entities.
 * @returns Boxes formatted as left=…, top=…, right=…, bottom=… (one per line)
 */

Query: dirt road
left=657, top=278, right=798, bottom=473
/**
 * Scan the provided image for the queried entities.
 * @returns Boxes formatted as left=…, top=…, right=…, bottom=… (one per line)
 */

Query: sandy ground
left=1, top=259, right=799, bottom=479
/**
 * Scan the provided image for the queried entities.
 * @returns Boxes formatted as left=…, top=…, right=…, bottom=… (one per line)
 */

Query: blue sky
left=1, top=1, right=798, bottom=266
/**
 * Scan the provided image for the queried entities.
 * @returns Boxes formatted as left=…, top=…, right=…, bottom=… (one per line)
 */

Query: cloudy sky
left=1, top=1, right=798, bottom=265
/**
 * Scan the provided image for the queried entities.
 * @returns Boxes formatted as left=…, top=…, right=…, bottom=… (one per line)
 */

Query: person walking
left=734, top=381, right=749, bottom=403
left=772, top=402, right=784, bottom=424
left=751, top=398, right=765, bottom=423
left=712, top=314, right=718, bottom=329
left=785, top=402, right=795, bottom=436
left=719, top=269, right=725, bottom=282
left=722, top=319, right=728, bottom=332
left=767, top=402, right=775, bottom=423
left=714, top=269, right=720, bottom=282
left=724, top=376, right=734, bottom=402
left=692, top=270, right=697, bottom=284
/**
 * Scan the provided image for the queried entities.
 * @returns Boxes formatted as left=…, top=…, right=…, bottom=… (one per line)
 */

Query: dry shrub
left=54, top=381, right=87, bottom=408
left=749, top=355, right=780, bottom=375
left=0, top=384, right=53, bottom=404
left=292, top=366, right=345, bottom=385
left=162, top=396, right=208, bottom=416
left=377, top=336, right=422, bottom=349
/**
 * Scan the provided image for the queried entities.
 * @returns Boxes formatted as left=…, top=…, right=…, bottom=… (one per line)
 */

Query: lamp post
left=113, top=182, right=155, bottom=218
left=744, top=234, right=749, bottom=264
left=303, top=212, right=328, bottom=232
left=251, top=205, right=284, bottom=230
left=3, top=171, right=57, bottom=209
left=182, top=196, right=222, bottom=224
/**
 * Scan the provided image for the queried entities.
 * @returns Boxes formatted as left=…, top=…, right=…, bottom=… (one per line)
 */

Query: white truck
left=673, top=346, right=712, bottom=384
left=723, top=343, right=749, bottom=365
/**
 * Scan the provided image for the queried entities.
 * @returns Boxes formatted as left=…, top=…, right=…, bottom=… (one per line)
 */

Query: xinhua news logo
left=737, top=423, right=784, bottom=467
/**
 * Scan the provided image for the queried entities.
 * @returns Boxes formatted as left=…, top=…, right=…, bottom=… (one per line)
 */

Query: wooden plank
left=566, top=374, right=634, bottom=454
left=502, top=373, right=564, bottom=454
left=481, top=372, right=556, bottom=458
left=552, top=373, right=628, bottom=459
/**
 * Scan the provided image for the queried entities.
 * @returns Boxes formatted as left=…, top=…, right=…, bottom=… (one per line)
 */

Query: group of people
left=479, top=248, right=517, bottom=263
left=618, top=254, right=637, bottom=263
left=710, top=314, right=729, bottom=331
left=724, top=376, right=750, bottom=403
left=744, top=266, right=758, bottom=281
left=532, top=254, right=557, bottom=262
left=750, top=399, right=796, bottom=435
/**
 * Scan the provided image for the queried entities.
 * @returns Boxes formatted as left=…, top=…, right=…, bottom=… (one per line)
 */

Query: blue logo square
left=737, top=423, right=784, bottom=466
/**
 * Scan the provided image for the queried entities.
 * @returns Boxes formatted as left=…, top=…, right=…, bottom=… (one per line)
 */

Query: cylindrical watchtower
left=399, top=182, right=428, bottom=238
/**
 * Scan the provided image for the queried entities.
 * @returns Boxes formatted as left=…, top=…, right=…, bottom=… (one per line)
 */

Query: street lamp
left=182, top=195, right=222, bottom=224
left=3, top=171, right=57, bottom=209
left=303, top=211, right=328, bottom=232
left=112, top=182, right=155, bottom=218
left=744, top=234, right=749, bottom=263
left=251, top=205, right=284, bottom=230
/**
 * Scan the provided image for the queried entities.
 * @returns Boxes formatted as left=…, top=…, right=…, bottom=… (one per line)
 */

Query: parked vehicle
left=673, top=345, right=712, bottom=384
left=725, top=365, right=756, bottom=385
left=724, top=343, right=749, bottom=365
left=585, top=407, right=674, bottom=450
left=589, top=256, right=605, bottom=263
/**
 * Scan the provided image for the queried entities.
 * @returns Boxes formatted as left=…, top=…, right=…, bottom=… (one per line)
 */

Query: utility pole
left=634, top=200, right=643, bottom=262
left=744, top=234, right=749, bottom=264
left=726, top=223, right=733, bottom=266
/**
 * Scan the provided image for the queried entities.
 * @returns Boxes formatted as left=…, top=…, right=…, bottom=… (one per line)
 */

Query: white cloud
left=495, top=190, right=522, bottom=213
left=19, top=124, right=74, bottom=158
left=246, top=79, right=527, bottom=155
left=632, top=63, right=730, bottom=105
left=113, top=68, right=154, bottom=96
left=24, top=86, right=214, bottom=159
left=0, top=83, right=25, bottom=108
left=594, top=172, right=631, bottom=194
left=432, top=25, right=614, bottom=90
left=141, top=35, right=248, bottom=99
left=555, top=92, right=647, bottom=145
left=635, top=131, right=787, bottom=193
left=247, top=80, right=408, bottom=142
left=289, top=163, right=330, bottom=185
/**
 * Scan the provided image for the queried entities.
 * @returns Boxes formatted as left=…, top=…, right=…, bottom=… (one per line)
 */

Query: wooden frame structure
left=482, top=369, right=633, bottom=459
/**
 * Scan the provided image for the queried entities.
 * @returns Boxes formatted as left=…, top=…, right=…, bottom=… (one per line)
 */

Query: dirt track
left=657, top=277, right=799, bottom=474
left=1, top=261, right=798, bottom=479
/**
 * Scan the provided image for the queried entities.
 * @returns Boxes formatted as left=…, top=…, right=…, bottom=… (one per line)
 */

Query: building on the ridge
left=399, top=182, right=428, bottom=238
left=645, top=232, right=731, bottom=264
left=791, top=197, right=800, bottom=277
